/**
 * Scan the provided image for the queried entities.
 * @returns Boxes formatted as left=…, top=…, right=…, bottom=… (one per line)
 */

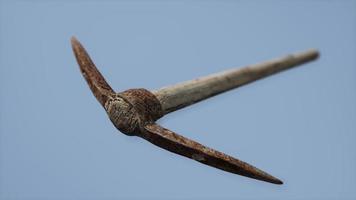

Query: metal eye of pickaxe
left=71, top=36, right=319, bottom=185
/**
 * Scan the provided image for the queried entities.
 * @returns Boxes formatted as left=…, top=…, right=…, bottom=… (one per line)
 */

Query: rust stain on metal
left=71, top=36, right=320, bottom=185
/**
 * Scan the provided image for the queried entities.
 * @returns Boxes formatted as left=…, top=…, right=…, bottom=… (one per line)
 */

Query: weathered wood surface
left=71, top=36, right=319, bottom=185
left=153, top=49, right=319, bottom=114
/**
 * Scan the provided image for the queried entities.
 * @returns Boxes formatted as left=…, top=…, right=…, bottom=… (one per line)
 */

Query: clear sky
left=1, top=0, right=355, bottom=199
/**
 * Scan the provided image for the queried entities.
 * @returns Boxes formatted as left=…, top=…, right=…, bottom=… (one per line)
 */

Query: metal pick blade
left=143, top=123, right=283, bottom=184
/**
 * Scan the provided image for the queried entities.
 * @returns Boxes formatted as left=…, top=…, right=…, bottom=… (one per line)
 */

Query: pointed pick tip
left=71, top=36, right=78, bottom=45
left=238, top=161, right=283, bottom=185
left=270, top=178, right=283, bottom=185
left=71, top=36, right=82, bottom=51
left=249, top=172, right=283, bottom=185
left=254, top=172, right=283, bottom=185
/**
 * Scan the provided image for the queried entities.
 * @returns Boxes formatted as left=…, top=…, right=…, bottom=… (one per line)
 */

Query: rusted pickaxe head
left=71, top=36, right=319, bottom=185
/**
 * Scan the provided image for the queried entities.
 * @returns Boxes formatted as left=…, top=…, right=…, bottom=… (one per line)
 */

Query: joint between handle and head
left=105, top=89, right=164, bottom=136
left=71, top=36, right=320, bottom=185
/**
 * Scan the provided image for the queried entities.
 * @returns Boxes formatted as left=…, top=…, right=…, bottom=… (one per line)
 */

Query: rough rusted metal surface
left=142, top=124, right=283, bottom=184
left=71, top=36, right=319, bottom=185
left=105, top=89, right=163, bottom=135
left=71, top=37, right=114, bottom=107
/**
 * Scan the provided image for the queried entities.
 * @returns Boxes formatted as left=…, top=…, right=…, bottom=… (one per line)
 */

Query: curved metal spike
left=71, top=37, right=115, bottom=107
left=72, top=37, right=320, bottom=185
left=143, top=123, right=283, bottom=184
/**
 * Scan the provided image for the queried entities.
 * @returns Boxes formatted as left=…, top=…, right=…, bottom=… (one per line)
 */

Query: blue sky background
left=0, top=0, right=355, bottom=199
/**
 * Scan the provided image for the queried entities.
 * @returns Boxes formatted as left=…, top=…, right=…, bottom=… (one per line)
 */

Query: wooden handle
left=153, top=49, right=319, bottom=114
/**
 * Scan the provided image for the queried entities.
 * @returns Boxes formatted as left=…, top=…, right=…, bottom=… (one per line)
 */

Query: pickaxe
left=71, top=37, right=319, bottom=184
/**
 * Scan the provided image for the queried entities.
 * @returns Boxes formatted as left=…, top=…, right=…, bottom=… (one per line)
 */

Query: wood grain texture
left=153, top=49, right=319, bottom=114
left=72, top=36, right=320, bottom=185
